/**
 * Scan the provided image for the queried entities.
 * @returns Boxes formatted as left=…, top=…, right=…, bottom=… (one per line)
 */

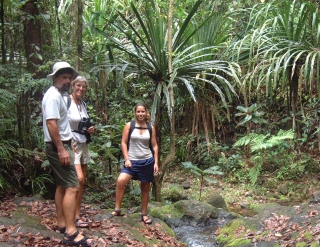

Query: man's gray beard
left=59, top=83, right=70, bottom=93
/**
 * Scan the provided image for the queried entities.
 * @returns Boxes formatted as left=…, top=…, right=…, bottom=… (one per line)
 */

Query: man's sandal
left=61, top=230, right=94, bottom=246
left=75, top=217, right=90, bottom=228
left=111, top=209, right=124, bottom=217
left=141, top=214, right=152, bottom=224
left=53, top=226, right=66, bottom=234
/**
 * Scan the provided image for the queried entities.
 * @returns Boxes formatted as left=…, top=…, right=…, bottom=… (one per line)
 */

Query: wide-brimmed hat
left=47, top=62, right=79, bottom=81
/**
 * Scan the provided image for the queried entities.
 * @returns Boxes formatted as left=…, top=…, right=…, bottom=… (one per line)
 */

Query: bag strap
left=63, top=94, right=87, bottom=111
left=63, top=94, right=72, bottom=110
left=128, top=120, right=135, bottom=144
left=126, top=121, right=135, bottom=151
left=147, top=122, right=154, bottom=155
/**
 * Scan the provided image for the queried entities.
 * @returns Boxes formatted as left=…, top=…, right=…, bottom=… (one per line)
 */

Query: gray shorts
left=45, top=142, right=79, bottom=188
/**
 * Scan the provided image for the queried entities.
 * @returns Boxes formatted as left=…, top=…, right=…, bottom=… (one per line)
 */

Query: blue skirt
left=121, top=157, right=155, bottom=182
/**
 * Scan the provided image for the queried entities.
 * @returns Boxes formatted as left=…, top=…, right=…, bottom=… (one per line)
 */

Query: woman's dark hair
left=134, top=102, right=151, bottom=123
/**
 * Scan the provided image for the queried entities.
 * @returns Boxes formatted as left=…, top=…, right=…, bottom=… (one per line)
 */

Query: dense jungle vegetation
left=1, top=0, right=320, bottom=206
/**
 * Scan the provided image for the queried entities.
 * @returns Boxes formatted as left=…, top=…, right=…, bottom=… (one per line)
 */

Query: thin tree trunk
left=55, top=0, right=62, bottom=56
left=77, top=0, right=83, bottom=71
left=153, top=0, right=175, bottom=202
left=68, top=0, right=77, bottom=59
left=0, top=0, right=5, bottom=64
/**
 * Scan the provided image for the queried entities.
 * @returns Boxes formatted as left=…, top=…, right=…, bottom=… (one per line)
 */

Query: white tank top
left=128, top=129, right=153, bottom=160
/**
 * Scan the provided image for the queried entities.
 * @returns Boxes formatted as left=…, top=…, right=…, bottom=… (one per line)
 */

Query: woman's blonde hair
left=71, top=76, right=88, bottom=87
left=134, top=102, right=150, bottom=123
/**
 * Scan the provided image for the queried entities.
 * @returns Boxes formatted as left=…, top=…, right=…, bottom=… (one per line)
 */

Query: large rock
left=206, top=191, right=229, bottom=211
left=310, top=191, right=320, bottom=204
left=150, top=199, right=237, bottom=228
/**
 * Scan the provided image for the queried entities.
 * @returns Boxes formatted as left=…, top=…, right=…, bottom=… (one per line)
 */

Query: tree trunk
left=1, top=0, right=5, bottom=64
left=153, top=0, right=176, bottom=202
left=77, top=0, right=83, bottom=71
left=68, top=0, right=77, bottom=59
left=55, top=0, right=62, bottom=56
left=22, top=0, right=44, bottom=78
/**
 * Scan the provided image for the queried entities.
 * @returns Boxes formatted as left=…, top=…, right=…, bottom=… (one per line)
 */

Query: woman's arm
left=151, top=125, right=159, bottom=174
left=121, top=122, right=131, bottom=167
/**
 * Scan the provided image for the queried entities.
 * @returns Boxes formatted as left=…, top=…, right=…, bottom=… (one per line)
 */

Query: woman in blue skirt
left=111, top=103, right=159, bottom=224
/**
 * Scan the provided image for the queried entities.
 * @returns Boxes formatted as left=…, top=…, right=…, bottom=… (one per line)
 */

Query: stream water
left=172, top=206, right=258, bottom=246
left=173, top=225, right=221, bottom=247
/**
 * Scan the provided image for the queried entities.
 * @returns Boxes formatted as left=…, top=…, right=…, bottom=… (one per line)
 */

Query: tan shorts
left=72, top=139, right=91, bottom=165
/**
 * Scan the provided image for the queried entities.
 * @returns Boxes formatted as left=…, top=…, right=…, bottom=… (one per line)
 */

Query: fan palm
left=102, top=0, right=239, bottom=107
left=227, top=0, right=320, bottom=136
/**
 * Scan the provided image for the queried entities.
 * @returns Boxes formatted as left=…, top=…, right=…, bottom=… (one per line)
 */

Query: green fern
left=248, top=156, right=263, bottom=184
left=234, top=129, right=294, bottom=153
left=234, top=130, right=294, bottom=184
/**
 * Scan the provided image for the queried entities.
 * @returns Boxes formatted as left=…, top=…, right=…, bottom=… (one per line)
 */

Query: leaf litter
left=0, top=196, right=185, bottom=246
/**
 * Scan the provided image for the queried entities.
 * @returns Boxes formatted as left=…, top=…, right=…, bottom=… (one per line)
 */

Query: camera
left=78, top=117, right=91, bottom=134
left=77, top=117, right=93, bottom=143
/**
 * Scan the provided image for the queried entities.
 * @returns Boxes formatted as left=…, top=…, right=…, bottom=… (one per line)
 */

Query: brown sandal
left=141, top=214, right=152, bottom=224
left=75, top=217, right=90, bottom=228
left=111, top=209, right=124, bottom=216
left=53, top=225, right=66, bottom=234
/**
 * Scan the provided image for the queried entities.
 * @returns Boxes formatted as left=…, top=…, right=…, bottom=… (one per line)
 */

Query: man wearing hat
left=42, top=62, right=93, bottom=246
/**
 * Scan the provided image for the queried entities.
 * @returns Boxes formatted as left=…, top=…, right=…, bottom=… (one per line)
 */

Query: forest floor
left=0, top=194, right=184, bottom=247
left=1, top=166, right=320, bottom=246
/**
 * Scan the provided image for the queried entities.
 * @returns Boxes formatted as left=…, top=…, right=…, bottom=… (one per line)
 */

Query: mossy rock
left=150, top=199, right=220, bottom=227
left=296, top=242, right=308, bottom=247
left=250, top=202, right=281, bottom=213
left=309, top=241, right=320, bottom=247
left=225, top=239, right=252, bottom=247
left=205, top=191, right=229, bottom=211
left=216, top=219, right=248, bottom=244
left=161, top=185, right=188, bottom=202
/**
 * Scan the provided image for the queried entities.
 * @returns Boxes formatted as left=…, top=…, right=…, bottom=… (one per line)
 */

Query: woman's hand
left=87, top=125, right=95, bottom=134
left=154, top=163, right=159, bottom=175
left=124, top=159, right=132, bottom=168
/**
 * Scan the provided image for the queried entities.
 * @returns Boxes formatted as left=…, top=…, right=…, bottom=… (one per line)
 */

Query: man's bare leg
left=55, top=185, right=66, bottom=228
left=64, top=186, right=79, bottom=234
left=62, top=186, right=94, bottom=244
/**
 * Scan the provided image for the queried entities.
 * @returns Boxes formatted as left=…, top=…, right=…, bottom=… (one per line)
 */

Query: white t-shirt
left=42, top=86, right=72, bottom=142
left=68, top=100, right=89, bottom=143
